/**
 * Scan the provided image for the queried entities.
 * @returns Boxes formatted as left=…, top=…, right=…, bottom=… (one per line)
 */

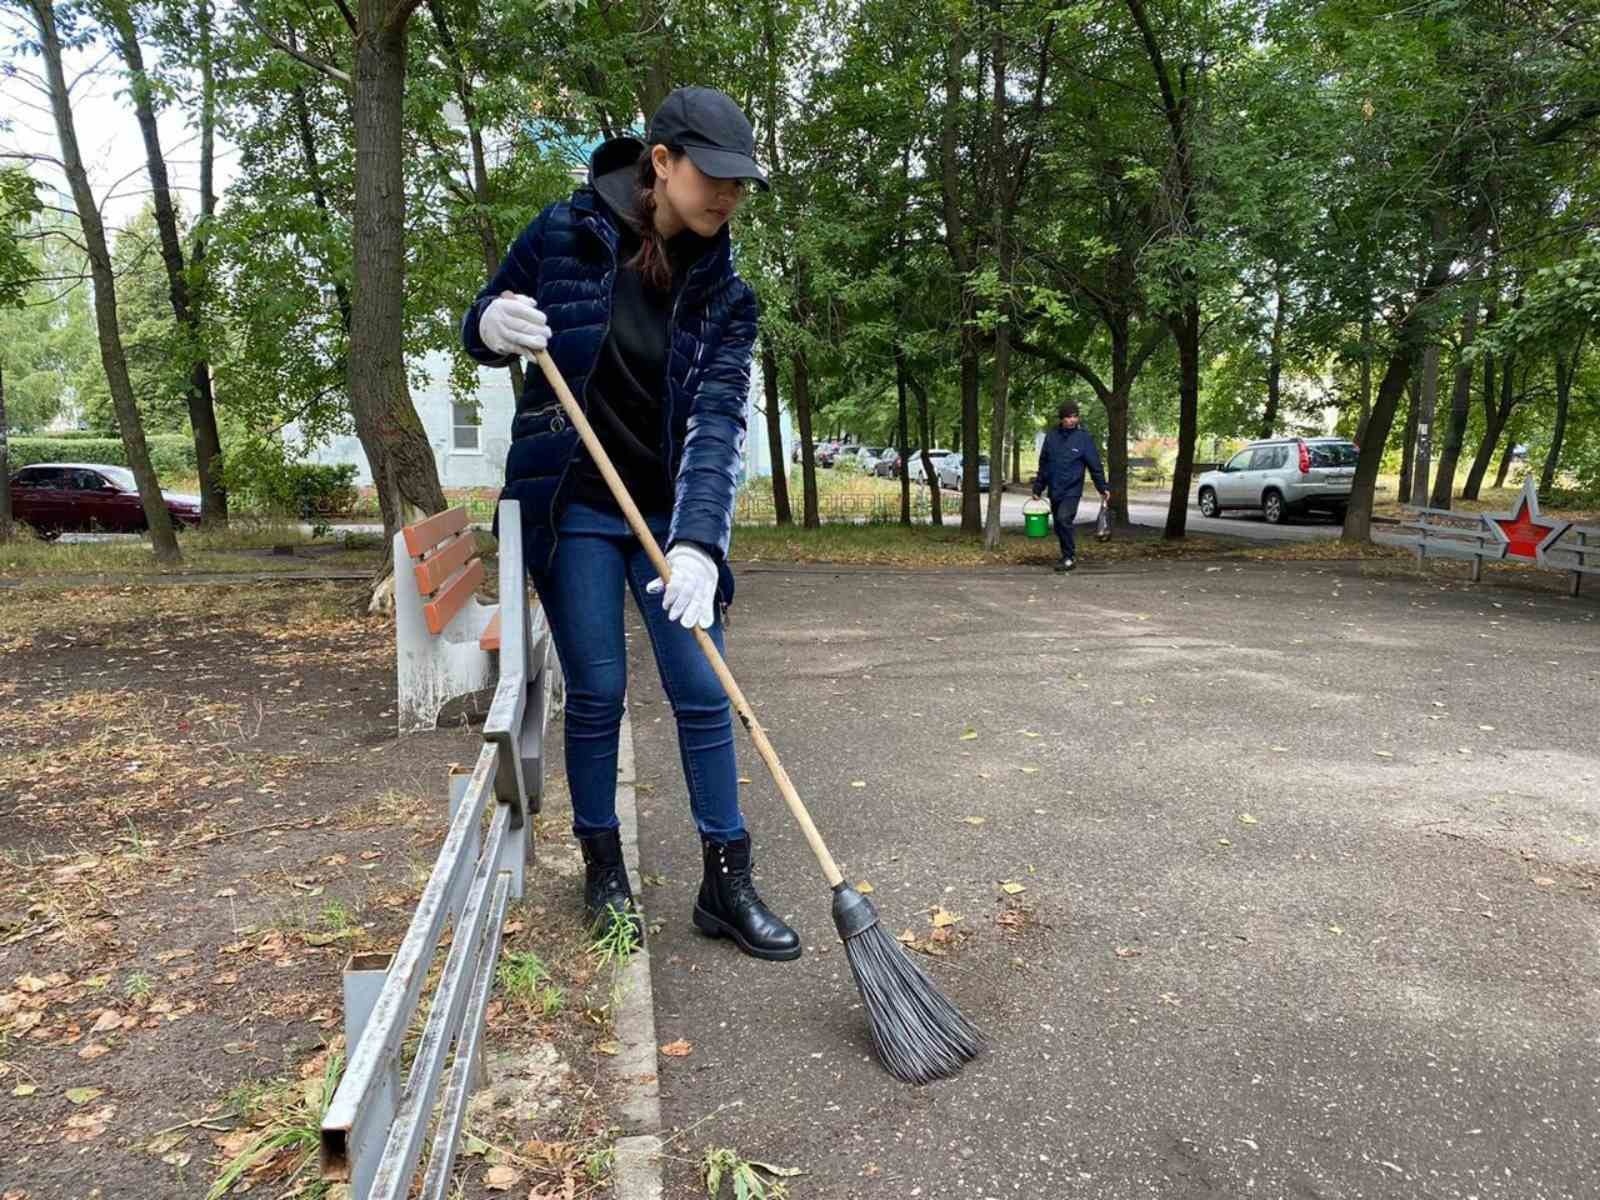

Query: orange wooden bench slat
left=402, top=507, right=469, bottom=559
left=422, top=558, right=485, bottom=635
left=413, top=530, right=476, bottom=597
left=479, top=609, right=502, bottom=651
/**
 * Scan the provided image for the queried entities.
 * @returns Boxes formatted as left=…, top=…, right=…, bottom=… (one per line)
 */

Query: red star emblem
left=1486, top=478, right=1569, bottom=561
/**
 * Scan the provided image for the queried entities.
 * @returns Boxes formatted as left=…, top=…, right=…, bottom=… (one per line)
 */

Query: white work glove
left=479, top=292, right=550, bottom=359
left=646, top=543, right=718, bottom=630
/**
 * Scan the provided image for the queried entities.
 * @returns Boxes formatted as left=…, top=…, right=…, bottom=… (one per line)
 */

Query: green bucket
left=1023, top=498, right=1051, bottom=539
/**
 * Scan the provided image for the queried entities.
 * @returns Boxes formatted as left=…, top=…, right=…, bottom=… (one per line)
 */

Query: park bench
left=1395, top=506, right=1506, bottom=582
left=1540, top=521, right=1600, bottom=597
left=394, top=505, right=561, bottom=736
left=322, top=500, right=553, bottom=1200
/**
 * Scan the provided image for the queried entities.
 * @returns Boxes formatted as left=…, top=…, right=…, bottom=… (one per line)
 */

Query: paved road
left=618, top=560, right=1598, bottom=1199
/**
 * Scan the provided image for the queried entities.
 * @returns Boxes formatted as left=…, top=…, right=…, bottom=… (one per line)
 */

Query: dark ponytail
left=628, top=148, right=680, bottom=292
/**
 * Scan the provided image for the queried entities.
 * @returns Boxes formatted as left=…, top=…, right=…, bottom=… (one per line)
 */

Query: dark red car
left=8, top=462, right=202, bottom=537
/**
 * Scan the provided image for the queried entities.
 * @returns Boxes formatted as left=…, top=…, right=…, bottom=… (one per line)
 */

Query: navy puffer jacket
left=460, top=138, right=756, bottom=602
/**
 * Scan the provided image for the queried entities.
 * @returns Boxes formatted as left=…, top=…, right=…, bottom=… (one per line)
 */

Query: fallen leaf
left=1217, top=838, right=1232, bottom=847
left=959, top=729, right=979, bottom=741
left=855, top=881, right=875, bottom=894
left=999, top=882, right=1026, bottom=895
left=930, top=906, right=961, bottom=928
left=154, top=948, right=193, bottom=963
left=595, top=1040, right=621, bottom=1056
left=660, top=1039, right=693, bottom=1057
left=1114, top=946, right=1142, bottom=959
left=161, top=1151, right=193, bottom=1168
left=213, top=887, right=237, bottom=899
left=14, top=974, right=49, bottom=993
left=78, top=1044, right=111, bottom=1060
left=1374, top=750, right=1394, bottom=759
left=360, top=850, right=383, bottom=861
left=961, top=816, right=986, bottom=826
left=90, top=1010, right=122, bottom=1035
left=62, top=1104, right=115, bottom=1143
left=850, top=780, right=866, bottom=788
left=1328, top=925, right=1345, bottom=935
left=1238, top=813, right=1259, bottom=825
left=211, top=972, right=239, bottom=985
left=737, top=777, right=752, bottom=784
left=1019, top=766, right=1039, bottom=774
left=748, top=1161, right=803, bottom=1179
left=146, top=1132, right=185, bottom=1155
left=483, top=1164, right=521, bottom=1191
left=1533, top=877, right=1555, bottom=887
left=12, top=1083, right=38, bottom=1097
left=896, top=929, right=917, bottom=945
left=65, top=1087, right=104, bottom=1105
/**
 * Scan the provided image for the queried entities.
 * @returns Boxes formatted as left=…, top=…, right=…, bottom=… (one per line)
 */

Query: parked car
left=906, top=449, right=955, bottom=484
left=849, top=446, right=889, bottom=473
left=816, top=440, right=843, bottom=467
left=1194, top=437, right=1358, bottom=524
left=7, top=462, right=203, bottom=537
left=873, top=448, right=903, bottom=478
left=938, top=453, right=991, bottom=493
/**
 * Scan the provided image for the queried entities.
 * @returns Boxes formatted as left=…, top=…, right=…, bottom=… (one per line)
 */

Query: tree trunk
left=0, top=359, right=10, bottom=541
left=30, top=0, right=178, bottom=562
left=1461, top=346, right=1512, bottom=501
left=1397, top=372, right=1420, bottom=504
left=1355, top=302, right=1373, bottom=445
left=289, top=73, right=353, bottom=335
left=1106, top=324, right=1132, bottom=529
left=107, top=0, right=227, bottom=527
left=791, top=349, right=819, bottom=528
left=1494, top=417, right=1519, bottom=489
left=1411, top=341, right=1440, bottom=508
left=939, top=26, right=982, bottom=536
left=349, top=4, right=446, bottom=550
left=1344, top=233, right=1452, bottom=542
left=895, top=344, right=912, bottom=527
left=1543, top=337, right=1583, bottom=493
left=1260, top=271, right=1286, bottom=440
left=1164, top=300, right=1199, bottom=539
left=760, top=335, right=791, bottom=526
left=1429, top=300, right=1479, bottom=507
left=909, top=371, right=942, bottom=525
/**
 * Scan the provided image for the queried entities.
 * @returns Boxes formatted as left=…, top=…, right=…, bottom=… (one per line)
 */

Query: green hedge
left=8, top=435, right=196, bottom=477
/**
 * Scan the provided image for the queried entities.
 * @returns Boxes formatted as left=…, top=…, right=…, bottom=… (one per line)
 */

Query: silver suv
left=1196, top=437, right=1359, bottom=524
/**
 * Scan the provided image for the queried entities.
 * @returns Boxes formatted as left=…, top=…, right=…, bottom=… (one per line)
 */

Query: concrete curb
left=609, top=714, right=664, bottom=1199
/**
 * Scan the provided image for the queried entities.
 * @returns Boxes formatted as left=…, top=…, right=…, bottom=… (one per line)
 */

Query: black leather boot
left=578, top=830, right=643, bottom=943
left=693, top=833, right=801, bottom=961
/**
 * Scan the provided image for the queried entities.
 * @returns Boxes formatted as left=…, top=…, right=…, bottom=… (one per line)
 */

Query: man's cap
left=648, top=87, right=770, bottom=190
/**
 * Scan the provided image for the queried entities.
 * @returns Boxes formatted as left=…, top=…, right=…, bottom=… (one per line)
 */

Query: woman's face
left=652, top=145, right=747, bottom=238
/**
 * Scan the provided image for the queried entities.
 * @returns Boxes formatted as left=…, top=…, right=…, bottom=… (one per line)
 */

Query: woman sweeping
left=459, top=86, right=799, bottom=962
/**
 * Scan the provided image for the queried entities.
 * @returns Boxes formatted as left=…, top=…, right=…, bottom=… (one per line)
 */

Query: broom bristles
left=836, top=890, right=984, bottom=1084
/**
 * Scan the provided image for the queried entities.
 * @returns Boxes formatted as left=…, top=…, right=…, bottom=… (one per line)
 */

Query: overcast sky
left=1, top=22, right=240, bottom=237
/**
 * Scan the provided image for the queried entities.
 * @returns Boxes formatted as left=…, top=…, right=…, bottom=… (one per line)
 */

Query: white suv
left=1196, top=437, right=1359, bottom=524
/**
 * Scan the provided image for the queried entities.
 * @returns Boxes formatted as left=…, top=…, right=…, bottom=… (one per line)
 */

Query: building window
left=452, top=401, right=480, bottom=451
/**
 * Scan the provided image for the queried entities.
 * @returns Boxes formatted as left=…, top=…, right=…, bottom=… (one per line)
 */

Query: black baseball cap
left=647, top=87, right=770, bottom=190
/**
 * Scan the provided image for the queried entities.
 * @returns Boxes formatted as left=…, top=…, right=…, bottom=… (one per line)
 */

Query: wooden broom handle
left=530, top=350, right=845, bottom=889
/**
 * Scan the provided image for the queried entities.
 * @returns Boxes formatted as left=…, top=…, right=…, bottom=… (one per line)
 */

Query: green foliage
left=9, top=435, right=195, bottom=477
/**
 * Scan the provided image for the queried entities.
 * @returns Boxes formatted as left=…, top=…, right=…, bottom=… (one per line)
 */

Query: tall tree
left=11, top=0, right=179, bottom=561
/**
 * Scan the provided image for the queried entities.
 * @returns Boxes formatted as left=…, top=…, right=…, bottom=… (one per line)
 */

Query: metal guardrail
left=1396, top=506, right=1507, bottom=581
left=1542, top=523, right=1600, bottom=597
left=320, top=500, right=548, bottom=1200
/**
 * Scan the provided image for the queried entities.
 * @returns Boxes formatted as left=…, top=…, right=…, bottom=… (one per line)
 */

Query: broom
left=528, top=347, right=983, bottom=1084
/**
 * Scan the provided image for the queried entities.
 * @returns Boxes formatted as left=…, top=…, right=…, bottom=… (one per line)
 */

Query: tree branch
left=1012, top=336, right=1112, bottom=403
left=238, top=0, right=351, bottom=87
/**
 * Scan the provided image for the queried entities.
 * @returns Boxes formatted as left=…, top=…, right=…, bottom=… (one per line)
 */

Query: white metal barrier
left=322, top=500, right=551, bottom=1199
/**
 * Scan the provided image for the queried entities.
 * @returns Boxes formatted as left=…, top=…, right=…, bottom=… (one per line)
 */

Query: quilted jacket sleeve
left=461, top=208, right=550, bottom=366
left=667, top=281, right=758, bottom=562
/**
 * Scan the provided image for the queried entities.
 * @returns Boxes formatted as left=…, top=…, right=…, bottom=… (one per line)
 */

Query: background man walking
left=1031, top=402, right=1110, bottom=573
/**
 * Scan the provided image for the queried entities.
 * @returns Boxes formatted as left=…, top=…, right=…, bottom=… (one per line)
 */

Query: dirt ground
left=0, top=580, right=633, bottom=1200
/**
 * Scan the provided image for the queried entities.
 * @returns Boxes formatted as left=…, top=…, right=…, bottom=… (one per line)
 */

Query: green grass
left=496, top=949, right=566, bottom=1016
left=0, top=525, right=383, bottom=579
left=729, top=522, right=1244, bottom=567
left=208, top=1051, right=343, bottom=1199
